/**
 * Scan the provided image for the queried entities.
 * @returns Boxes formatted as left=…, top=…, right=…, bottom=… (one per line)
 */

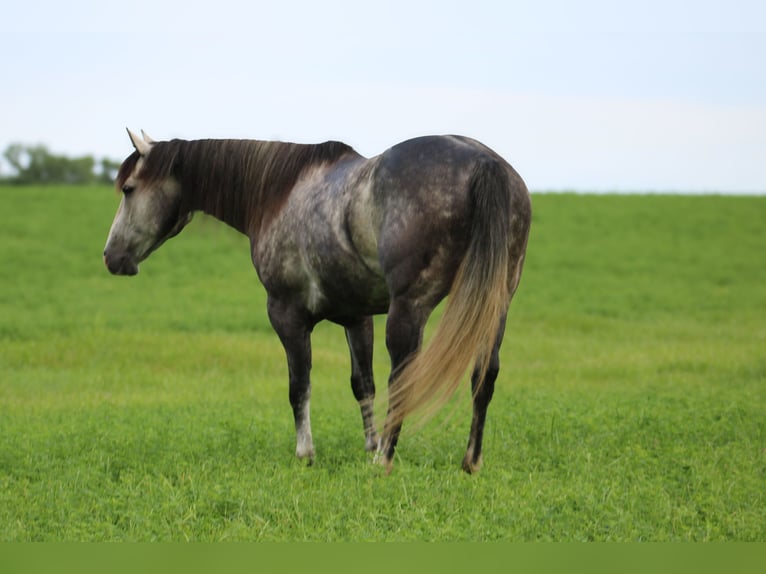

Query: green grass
left=0, top=186, right=764, bottom=541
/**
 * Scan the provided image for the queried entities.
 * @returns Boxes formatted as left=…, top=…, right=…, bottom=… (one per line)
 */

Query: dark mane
left=117, top=138, right=356, bottom=235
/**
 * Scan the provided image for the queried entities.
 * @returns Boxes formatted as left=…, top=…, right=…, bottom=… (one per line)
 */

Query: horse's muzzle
left=103, top=251, right=138, bottom=276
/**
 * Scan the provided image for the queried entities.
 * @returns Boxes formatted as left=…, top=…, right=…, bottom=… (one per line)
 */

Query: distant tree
left=3, top=144, right=28, bottom=177
left=1, top=143, right=119, bottom=185
left=99, top=157, right=121, bottom=185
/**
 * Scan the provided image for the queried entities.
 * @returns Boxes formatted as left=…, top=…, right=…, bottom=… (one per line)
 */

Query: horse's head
left=103, top=129, right=193, bottom=275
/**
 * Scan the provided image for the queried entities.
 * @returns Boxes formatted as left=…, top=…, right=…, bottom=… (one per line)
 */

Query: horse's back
left=374, top=135, right=500, bottom=182
left=370, top=135, right=524, bottom=216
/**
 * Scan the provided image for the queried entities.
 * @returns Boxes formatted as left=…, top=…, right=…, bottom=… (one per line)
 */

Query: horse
left=103, top=128, right=531, bottom=473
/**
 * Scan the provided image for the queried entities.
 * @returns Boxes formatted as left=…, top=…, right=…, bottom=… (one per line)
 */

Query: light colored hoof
left=461, top=455, right=482, bottom=474
left=296, top=446, right=315, bottom=466
left=364, top=433, right=379, bottom=453
left=372, top=449, right=394, bottom=475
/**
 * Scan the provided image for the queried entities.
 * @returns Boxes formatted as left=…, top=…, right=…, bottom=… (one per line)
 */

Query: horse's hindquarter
left=372, top=136, right=488, bottom=302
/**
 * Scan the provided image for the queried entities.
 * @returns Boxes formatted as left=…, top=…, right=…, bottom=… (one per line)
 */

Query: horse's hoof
left=364, top=433, right=379, bottom=453
left=461, top=455, right=482, bottom=474
left=296, top=446, right=315, bottom=466
left=372, top=451, right=394, bottom=474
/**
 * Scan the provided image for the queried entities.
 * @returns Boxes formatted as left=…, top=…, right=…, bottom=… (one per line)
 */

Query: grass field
left=0, top=186, right=764, bottom=541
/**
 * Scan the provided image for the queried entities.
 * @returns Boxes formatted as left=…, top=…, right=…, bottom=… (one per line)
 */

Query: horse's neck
left=181, top=140, right=289, bottom=237
left=181, top=139, right=356, bottom=238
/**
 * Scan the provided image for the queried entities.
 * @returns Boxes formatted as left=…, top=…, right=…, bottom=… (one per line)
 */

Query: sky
left=2, top=0, right=765, bottom=193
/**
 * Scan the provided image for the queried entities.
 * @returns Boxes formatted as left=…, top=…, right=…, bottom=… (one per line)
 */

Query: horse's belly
left=311, top=266, right=390, bottom=319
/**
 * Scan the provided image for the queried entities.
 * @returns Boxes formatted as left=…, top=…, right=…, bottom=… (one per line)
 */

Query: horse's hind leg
left=462, top=313, right=507, bottom=474
left=377, top=298, right=428, bottom=471
left=345, top=317, right=378, bottom=452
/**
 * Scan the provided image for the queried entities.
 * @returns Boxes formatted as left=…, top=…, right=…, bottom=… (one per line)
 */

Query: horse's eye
left=122, top=185, right=135, bottom=195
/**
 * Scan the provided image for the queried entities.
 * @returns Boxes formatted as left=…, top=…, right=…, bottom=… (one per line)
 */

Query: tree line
left=1, top=143, right=120, bottom=185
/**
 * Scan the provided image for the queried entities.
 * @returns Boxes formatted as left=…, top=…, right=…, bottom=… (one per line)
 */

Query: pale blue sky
left=2, top=0, right=764, bottom=192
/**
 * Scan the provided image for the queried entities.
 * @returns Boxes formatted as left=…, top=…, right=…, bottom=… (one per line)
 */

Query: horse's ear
left=140, top=130, right=157, bottom=144
left=126, top=128, right=152, bottom=156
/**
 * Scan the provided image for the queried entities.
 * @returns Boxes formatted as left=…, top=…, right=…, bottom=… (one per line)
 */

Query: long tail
left=386, top=158, right=528, bottom=430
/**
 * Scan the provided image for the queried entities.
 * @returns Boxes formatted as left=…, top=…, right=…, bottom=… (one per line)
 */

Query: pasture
left=0, top=186, right=764, bottom=541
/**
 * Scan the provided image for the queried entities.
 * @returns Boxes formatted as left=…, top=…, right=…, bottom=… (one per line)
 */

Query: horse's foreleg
left=345, top=317, right=378, bottom=452
left=377, top=299, right=426, bottom=472
left=267, top=298, right=315, bottom=464
left=462, top=314, right=506, bottom=474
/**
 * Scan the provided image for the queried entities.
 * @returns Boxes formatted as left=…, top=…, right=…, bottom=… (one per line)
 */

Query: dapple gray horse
left=104, top=129, right=531, bottom=473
